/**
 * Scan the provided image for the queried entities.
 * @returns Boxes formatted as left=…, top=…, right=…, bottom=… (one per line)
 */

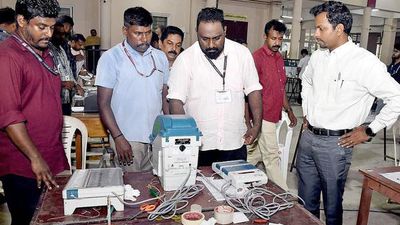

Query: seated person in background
left=159, top=25, right=184, bottom=68
left=388, top=43, right=400, bottom=84
left=85, top=29, right=101, bottom=73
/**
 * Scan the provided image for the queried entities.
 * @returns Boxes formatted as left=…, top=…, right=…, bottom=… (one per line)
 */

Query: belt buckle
left=321, top=129, right=328, bottom=136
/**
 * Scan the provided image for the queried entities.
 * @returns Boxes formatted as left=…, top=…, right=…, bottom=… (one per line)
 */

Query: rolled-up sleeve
left=0, top=53, right=26, bottom=129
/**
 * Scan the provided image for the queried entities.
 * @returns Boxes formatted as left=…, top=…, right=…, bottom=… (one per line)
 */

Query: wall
left=109, top=0, right=192, bottom=48
left=0, top=0, right=99, bottom=38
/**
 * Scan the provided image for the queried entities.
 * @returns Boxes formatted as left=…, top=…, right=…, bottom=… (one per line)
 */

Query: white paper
left=381, top=172, right=400, bottom=184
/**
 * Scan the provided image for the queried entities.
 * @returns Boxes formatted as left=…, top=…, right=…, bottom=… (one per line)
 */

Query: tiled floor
left=0, top=105, right=399, bottom=225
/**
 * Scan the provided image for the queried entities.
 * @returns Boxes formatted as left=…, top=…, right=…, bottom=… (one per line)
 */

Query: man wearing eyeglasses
left=168, top=8, right=263, bottom=166
left=96, top=7, right=169, bottom=172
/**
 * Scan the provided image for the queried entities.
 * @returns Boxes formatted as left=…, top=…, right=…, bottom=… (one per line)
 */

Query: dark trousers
left=296, top=130, right=352, bottom=225
left=62, top=103, right=72, bottom=116
left=0, top=174, right=43, bottom=225
left=198, top=145, right=247, bottom=167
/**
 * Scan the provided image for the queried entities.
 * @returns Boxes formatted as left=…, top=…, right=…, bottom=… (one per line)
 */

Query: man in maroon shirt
left=0, top=0, right=69, bottom=224
left=247, top=19, right=297, bottom=190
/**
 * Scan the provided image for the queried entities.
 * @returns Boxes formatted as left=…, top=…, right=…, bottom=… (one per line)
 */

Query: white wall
left=109, top=0, right=192, bottom=48
left=0, top=0, right=99, bottom=38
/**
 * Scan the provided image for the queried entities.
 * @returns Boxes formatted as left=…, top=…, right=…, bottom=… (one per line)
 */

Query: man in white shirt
left=167, top=7, right=262, bottom=166
left=299, top=2, right=400, bottom=225
left=296, top=48, right=310, bottom=104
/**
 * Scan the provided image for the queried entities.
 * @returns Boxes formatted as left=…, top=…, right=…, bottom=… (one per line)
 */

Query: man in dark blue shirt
left=388, top=43, right=400, bottom=84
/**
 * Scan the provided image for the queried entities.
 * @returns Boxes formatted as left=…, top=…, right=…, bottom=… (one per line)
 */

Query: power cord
left=147, top=167, right=204, bottom=220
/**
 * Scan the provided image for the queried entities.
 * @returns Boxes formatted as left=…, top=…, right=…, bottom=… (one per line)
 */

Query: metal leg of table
left=384, top=127, right=387, bottom=161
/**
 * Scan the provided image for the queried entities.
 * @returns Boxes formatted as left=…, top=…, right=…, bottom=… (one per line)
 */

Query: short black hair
left=160, top=26, right=184, bottom=42
left=301, top=49, right=309, bottom=55
left=15, top=0, right=59, bottom=21
left=395, top=43, right=400, bottom=51
left=196, top=7, right=224, bottom=31
left=264, top=19, right=287, bottom=35
left=310, top=1, right=352, bottom=35
left=57, top=15, right=74, bottom=26
left=71, top=33, right=86, bottom=42
left=0, top=7, right=16, bottom=25
left=151, top=31, right=159, bottom=43
left=124, top=7, right=152, bottom=27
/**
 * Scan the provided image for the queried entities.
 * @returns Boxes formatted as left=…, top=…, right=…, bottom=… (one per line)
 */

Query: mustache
left=138, top=43, right=150, bottom=48
left=272, top=45, right=281, bottom=48
left=168, top=50, right=177, bottom=55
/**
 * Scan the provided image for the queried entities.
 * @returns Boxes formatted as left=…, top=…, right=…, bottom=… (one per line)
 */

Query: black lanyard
left=206, top=55, right=227, bottom=90
left=389, top=63, right=400, bottom=76
left=12, top=34, right=59, bottom=76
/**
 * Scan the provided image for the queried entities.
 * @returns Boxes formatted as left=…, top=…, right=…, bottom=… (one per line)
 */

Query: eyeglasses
left=122, top=41, right=163, bottom=77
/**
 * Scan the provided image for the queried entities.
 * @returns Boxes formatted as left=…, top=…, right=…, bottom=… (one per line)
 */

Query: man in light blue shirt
left=95, top=7, right=169, bottom=172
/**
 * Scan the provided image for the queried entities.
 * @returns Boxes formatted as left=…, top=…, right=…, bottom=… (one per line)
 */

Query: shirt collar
left=323, top=36, right=354, bottom=57
left=123, top=39, right=153, bottom=57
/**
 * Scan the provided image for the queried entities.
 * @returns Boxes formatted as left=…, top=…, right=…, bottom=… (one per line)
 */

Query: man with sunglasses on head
left=0, top=0, right=69, bottom=224
left=96, top=7, right=169, bottom=172
left=168, top=8, right=262, bottom=166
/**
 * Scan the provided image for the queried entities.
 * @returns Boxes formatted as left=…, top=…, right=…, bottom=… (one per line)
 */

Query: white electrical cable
left=147, top=167, right=204, bottom=221
left=197, top=170, right=305, bottom=221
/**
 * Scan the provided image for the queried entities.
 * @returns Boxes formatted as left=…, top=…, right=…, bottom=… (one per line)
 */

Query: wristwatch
left=365, top=126, right=376, bottom=137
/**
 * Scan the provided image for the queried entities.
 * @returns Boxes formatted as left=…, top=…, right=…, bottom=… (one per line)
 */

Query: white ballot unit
left=212, top=160, right=268, bottom=190
left=150, top=115, right=202, bottom=191
left=62, top=168, right=139, bottom=215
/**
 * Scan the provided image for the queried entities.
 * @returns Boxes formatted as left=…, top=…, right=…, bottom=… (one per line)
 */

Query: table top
left=359, top=166, right=400, bottom=192
left=31, top=168, right=323, bottom=225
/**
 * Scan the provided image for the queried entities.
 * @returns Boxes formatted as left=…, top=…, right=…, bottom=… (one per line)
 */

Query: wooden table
left=71, top=113, right=108, bottom=169
left=356, top=166, right=400, bottom=225
left=31, top=168, right=323, bottom=225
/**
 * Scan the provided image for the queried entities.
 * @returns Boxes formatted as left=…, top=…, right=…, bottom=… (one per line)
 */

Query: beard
left=202, top=47, right=223, bottom=59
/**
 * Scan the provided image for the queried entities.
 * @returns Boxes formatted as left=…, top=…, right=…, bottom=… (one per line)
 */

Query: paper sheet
left=380, top=172, right=400, bottom=184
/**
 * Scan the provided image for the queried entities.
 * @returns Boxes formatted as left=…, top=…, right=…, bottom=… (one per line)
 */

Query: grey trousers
left=296, top=129, right=352, bottom=225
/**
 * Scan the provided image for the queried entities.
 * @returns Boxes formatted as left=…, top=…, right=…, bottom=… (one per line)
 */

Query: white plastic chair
left=391, top=119, right=400, bottom=166
left=276, top=111, right=294, bottom=181
left=62, top=116, right=88, bottom=172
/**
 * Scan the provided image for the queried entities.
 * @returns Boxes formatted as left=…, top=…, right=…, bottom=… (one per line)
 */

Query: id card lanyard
left=205, top=55, right=228, bottom=90
left=12, top=34, right=59, bottom=76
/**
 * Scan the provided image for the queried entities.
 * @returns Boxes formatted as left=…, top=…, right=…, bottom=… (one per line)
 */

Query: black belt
left=308, top=124, right=352, bottom=136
